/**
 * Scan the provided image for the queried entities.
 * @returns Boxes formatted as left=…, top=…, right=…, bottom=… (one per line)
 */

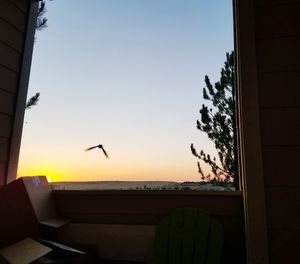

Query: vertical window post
left=234, top=0, right=269, bottom=263
left=6, top=0, right=39, bottom=183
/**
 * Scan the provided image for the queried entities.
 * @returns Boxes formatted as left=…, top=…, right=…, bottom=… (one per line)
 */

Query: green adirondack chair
left=153, top=208, right=224, bottom=264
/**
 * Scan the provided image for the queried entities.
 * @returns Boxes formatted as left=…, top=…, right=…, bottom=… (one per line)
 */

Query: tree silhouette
left=191, top=51, right=238, bottom=189
left=25, top=1, right=50, bottom=109
left=36, top=0, right=48, bottom=31
left=25, top=92, right=40, bottom=110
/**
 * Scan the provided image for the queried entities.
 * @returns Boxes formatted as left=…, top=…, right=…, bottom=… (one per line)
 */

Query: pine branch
left=227, top=86, right=232, bottom=93
left=25, top=93, right=40, bottom=110
left=190, top=144, right=232, bottom=176
left=36, top=1, right=48, bottom=31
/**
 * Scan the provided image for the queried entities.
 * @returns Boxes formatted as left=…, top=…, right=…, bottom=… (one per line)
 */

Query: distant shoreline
left=50, top=181, right=234, bottom=191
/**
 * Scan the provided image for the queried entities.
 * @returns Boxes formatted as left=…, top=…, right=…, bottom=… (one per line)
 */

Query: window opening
left=18, top=0, right=237, bottom=191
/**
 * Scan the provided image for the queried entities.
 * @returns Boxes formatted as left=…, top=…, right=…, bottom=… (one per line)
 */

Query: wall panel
left=268, top=228, right=300, bottom=263
left=0, top=162, right=6, bottom=185
left=255, top=4, right=300, bottom=38
left=0, top=0, right=26, bottom=32
left=255, top=0, right=300, bottom=5
left=0, top=114, right=12, bottom=138
left=0, top=138, right=10, bottom=162
left=0, top=66, right=18, bottom=94
left=0, top=18, right=24, bottom=52
left=0, top=42, right=21, bottom=72
left=256, top=37, right=300, bottom=72
left=265, top=187, right=300, bottom=229
left=0, top=90, right=15, bottom=115
left=260, top=108, right=300, bottom=146
left=263, top=146, right=300, bottom=186
left=0, top=0, right=30, bottom=185
left=254, top=0, right=300, bottom=262
left=8, top=0, right=28, bottom=13
left=258, top=71, right=300, bottom=108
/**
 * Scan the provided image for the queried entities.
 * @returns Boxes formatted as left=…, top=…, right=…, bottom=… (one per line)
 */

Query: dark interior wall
left=254, top=0, right=300, bottom=262
left=0, top=0, right=30, bottom=186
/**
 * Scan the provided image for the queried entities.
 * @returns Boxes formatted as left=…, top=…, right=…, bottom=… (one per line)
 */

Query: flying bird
left=85, top=144, right=109, bottom=158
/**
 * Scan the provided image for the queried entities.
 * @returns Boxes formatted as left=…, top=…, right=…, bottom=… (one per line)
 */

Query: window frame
left=6, top=0, right=269, bottom=262
left=6, top=0, right=39, bottom=184
left=234, top=0, right=269, bottom=262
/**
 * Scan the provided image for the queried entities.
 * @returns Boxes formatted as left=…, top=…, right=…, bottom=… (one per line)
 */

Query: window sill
left=51, top=188, right=242, bottom=197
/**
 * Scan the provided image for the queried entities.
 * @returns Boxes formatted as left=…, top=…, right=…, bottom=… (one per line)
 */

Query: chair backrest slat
left=181, top=208, right=198, bottom=264
left=153, top=208, right=223, bottom=264
left=169, top=208, right=183, bottom=264
left=206, top=219, right=224, bottom=264
left=153, top=216, right=170, bottom=264
left=193, top=210, right=211, bottom=264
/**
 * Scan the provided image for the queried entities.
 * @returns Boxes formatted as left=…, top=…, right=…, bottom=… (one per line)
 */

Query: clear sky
left=18, top=0, right=234, bottom=182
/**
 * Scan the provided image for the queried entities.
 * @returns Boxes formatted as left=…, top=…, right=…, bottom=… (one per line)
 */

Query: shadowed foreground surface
left=53, top=190, right=245, bottom=263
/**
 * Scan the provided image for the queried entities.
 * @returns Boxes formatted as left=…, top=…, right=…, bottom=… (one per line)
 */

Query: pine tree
left=191, top=51, right=238, bottom=189
left=25, top=0, right=49, bottom=109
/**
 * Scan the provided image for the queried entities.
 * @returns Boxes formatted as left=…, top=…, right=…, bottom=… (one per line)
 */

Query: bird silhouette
left=85, top=144, right=109, bottom=158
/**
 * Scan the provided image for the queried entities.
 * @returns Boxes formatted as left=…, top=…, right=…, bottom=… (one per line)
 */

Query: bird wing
left=101, top=146, right=109, bottom=158
left=85, top=145, right=98, bottom=151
